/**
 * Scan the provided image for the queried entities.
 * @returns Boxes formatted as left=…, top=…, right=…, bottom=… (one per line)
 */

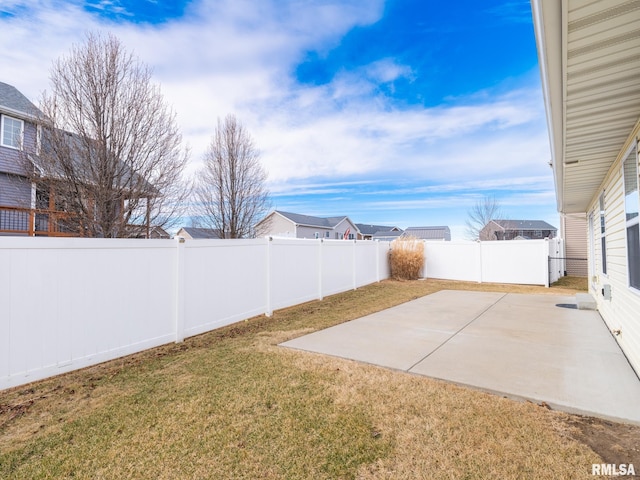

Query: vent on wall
left=602, top=284, right=612, bottom=300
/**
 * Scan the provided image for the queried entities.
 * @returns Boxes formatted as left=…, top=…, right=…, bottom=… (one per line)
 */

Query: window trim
left=622, top=142, right=640, bottom=291
left=0, top=114, right=24, bottom=150
left=599, top=192, right=607, bottom=276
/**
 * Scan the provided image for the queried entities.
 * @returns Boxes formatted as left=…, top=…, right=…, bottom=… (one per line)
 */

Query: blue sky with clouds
left=0, top=0, right=554, bottom=239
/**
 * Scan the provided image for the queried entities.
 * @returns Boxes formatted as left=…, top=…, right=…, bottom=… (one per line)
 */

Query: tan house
left=532, top=0, right=640, bottom=374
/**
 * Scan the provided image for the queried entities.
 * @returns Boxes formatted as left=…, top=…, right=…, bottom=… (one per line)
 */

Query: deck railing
left=0, top=205, right=77, bottom=237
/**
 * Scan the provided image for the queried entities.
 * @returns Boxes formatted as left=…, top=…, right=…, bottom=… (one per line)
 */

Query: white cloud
left=1, top=0, right=551, bottom=220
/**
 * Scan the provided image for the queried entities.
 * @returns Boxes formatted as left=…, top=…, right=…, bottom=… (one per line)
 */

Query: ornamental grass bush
left=389, top=236, right=425, bottom=280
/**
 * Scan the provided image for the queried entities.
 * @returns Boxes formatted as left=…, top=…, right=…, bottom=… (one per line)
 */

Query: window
left=1, top=115, right=24, bottom=149
left=325, top=231, right=329, bottom=238
left=600, top=192, right=607, bottom=275
left=623, top=144, right=639, bottom=289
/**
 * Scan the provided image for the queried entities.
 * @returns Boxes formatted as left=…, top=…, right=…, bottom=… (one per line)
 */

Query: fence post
left=352, top=239, right=357, bottom=290
left=175, top=236, right=186, bottom=342
left=265, top=237, right=273, bottom=316
left=545, top=238, right=550, bottom=288
left=318, top=238, right=324, bottom=301
left=477, top=240, right=483, bottom=283
left=375, top=240, right=380, bottom=282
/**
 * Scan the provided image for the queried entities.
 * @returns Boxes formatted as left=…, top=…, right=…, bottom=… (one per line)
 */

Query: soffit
left=562, top=0, right=640, bottom=213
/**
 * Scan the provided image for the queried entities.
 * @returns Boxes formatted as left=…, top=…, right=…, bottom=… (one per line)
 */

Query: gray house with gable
left=0, top=81, right=42, bottom=235
left=257, top=210, right=360, bottom=239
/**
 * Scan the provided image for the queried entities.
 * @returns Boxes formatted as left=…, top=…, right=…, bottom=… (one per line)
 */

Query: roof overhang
left=0, top=104, right=40, bottom=123
left=532, top=0, right=640, bottom=214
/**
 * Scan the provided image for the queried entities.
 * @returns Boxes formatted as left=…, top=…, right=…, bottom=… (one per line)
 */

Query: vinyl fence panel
left=424, top=241, right=482, bottom=282
left=321, top=240, right=357, bottom=296
left=269, top=238, right=321, bottom=311
left=182, top=239, right=269, bottom=337
left=1, top=237, right=390, bottom=390
left=0, top=238, right=177, bottom=390
left=423, top=239, right=560, bottom=286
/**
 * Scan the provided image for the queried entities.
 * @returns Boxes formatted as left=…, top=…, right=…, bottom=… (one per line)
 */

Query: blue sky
left=0, top=0, right=554, bottom=239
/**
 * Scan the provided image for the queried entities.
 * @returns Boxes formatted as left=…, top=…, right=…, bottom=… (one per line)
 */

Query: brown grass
left=0, top=278, right=617, bottom=479
left=389, top=236, right=425, bottom=280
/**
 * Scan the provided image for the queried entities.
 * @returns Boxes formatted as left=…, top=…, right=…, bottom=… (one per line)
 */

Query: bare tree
left=465, top=195, right=505, bottom=240
left=194, top=115, right=270, bottom=238
left=28, top=32, right=190, bottom=238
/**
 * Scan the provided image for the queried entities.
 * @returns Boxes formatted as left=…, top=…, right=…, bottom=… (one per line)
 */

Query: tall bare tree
left=465, top=195, right=505, bottom=240
left=194, top=115, right=270, bottom=238
left=28, top=32, right=189, bottom=238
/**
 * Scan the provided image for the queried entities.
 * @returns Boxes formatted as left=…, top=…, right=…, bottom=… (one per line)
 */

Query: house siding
left=0, top=173, right=30, bottom=208
left=0, top=116, right=36, bottom=176
left=333, top=218, right=357, bottom=239
left=260, top=213, right=296, bottom=238
left=562, top=214, right=588, bottom=276
left=297, top=225, right=332, bottom=239
left=0, top=173, right=31, bottom=234
left=588, top=132, right=640, bottom=376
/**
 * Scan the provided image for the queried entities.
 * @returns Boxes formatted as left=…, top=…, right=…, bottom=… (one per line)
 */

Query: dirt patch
left=566, top=415, right=640, bottom=471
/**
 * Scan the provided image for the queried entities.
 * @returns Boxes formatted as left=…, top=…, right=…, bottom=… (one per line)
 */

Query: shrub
left=389, top=236, right=425, bottom=280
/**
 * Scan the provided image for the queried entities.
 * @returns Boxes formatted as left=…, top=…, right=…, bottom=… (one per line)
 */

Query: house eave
left=0, top=104, right=40, bottom=123
left=531, top=0, right=640, bottom=214
left=531, top=0, right=564, bottom=213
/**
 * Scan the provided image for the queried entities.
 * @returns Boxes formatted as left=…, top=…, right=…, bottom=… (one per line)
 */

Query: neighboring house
left=176, top=227, right=226, bottom=239
left=256, top=210, right=359, bottom=239
left=402, top=226, right=451, bottom=241
left=532, top=0, right=640, bottom=374
left=127, top=225, right=170, bottom=239
left=372, top=230, right=404, bottom=242
left=0, top=81, right=159, bottom=238
left=560, top=213, right=588, bottom=277
left=0, top=81, right=50, bottom=236
left=355, top=223, right=402, bottom=240
left=479, top=220, right=557, bottom=241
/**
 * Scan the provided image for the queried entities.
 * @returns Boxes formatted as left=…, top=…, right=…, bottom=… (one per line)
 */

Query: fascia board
left=531, top=0, right=565, bottom=213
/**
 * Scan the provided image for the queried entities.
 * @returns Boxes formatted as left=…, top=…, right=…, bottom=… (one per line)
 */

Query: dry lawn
left=1, top=277, right=637, bottom=479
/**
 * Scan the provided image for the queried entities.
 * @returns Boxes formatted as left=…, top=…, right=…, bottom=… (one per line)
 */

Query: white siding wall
left=588, top=142, right=640, bottom=375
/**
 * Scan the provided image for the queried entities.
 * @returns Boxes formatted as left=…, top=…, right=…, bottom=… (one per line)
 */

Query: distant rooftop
left=491, top=220, right=557, bottom=231
left=275, top=210, right=348, bottom=229
left=403, top=226, right=451, bottom=241
left=178, top=227, right=225, bottom=239
left=355, top=223, right=401, bottom=236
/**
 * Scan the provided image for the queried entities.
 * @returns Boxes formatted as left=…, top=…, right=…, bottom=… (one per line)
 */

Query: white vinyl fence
left=423, top=237, right=564, bottom=286
left=0, top=236, right=391, bottom=390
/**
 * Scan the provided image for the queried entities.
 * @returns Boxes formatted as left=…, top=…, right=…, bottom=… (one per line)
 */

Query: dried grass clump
left=389, top=236, right=425, bottom=280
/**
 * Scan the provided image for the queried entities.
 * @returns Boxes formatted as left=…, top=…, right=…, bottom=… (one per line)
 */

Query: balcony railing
left=0, top=205, right=78, bottom=237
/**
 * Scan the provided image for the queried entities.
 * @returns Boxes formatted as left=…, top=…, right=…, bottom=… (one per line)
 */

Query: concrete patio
left=281, top=290, right=640, bottom=424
